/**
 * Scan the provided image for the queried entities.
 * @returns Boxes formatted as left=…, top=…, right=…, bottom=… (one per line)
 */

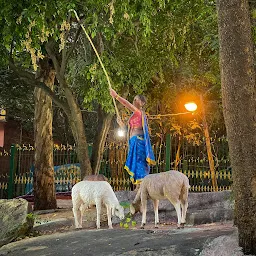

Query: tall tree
left=217, top=0, right=256, bottom=253
left=90, top=105, right=113, bottom=174
left=34, top=58, right=56, bottom=210
left=0, top=0, right=219, bottom=183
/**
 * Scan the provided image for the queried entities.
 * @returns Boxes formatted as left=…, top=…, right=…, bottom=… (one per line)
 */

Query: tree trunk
left=91, top=105, right=113, bottom=174
left=200, top=95, right=218, bottom=191
left=217, top=0, right=256, bottom=254
left=64, top=86, right=93, bottom=178
left=174, top=136, right=181, bottom=170
left=33, top=63, right=57, bottom=210
left=45, top=41, right=93, bottom=179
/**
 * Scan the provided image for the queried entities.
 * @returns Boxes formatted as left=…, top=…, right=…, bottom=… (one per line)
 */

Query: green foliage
left=119, top=202, right=137, bottom=229
left=120, top=201, right=131, bottom=209
left=0, top=70, right=34, bottom=130
left=65, top=0, right=219, bottom=113
left=0, top=0, right=222, bottom=142
left=119, top=211, right=137, bottom=229
left=26, top=213, right=35, bottom=222
left=0, top=0, right=219, bottom=101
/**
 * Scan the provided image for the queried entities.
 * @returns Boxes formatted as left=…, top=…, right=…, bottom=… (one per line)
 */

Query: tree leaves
left=0, top=0, right=222, bottom=139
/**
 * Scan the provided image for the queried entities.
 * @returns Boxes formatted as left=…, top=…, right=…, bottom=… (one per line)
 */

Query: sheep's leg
left=73, top=207, right=82, bottom=228
left=180, top=184, right=189, bottom=228
left=140, top=196, right=147, bottom=229
left=106, top=205, right=113, bottom=229
left=72, top=192, right=83, bottom=229
left=95, top=200, right=102, bottom=229
left=180, top=199, right=188, bottom=227
left=72, top=199, right=83, bottom=229
left=172, top=200, right=182, bottom=229
left=79, top=204, right=84, bottom=226
left=153, top=199, right=159, bottom=228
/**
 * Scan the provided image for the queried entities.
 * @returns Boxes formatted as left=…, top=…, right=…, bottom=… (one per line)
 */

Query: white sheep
left=72, top=181, right=124, bottom=229
left=130, top=170, right=190, bottom=229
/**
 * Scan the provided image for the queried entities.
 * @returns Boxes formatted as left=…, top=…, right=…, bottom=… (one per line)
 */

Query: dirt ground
left=32, top=199, right=231, bottom=236
left=10, top=199, right=247, bottom=256
left=34, top=199, right=107, bottom=223
left=31, top=198, right=146, bottom=236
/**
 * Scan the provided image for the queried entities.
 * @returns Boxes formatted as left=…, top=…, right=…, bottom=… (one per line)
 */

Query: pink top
left=129, top=110, right=142, bottom=128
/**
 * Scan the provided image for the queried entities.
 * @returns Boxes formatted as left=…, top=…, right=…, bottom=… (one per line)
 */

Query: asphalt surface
left=0, top=223, right=236, bottom=256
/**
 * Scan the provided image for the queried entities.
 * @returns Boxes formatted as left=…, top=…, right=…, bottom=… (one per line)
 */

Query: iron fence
left=0, top=134, right=232, bottom=199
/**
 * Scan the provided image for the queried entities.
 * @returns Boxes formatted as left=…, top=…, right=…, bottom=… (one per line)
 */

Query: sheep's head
left=130, top=204, right=135, bottom=215
left=113, top=204, right=125, bottom=220
left=130, top=202, right=141, bottom=215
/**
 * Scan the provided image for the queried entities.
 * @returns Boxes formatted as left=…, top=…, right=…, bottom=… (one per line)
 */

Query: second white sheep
left=130, top=170, right=190, bottom=229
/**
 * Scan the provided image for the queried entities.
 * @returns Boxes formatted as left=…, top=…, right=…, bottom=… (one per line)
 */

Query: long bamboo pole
left=69, top=9, right=120, bottom=119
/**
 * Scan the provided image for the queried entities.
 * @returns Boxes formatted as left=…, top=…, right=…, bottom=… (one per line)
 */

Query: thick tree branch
left=45, top=40, right=64, bottom=85
left=9, top=62, right=35, bottom=81
left=9, top=62, right=70, bottom=115
left=64, top=26, right=82, bottom=68
left=60, top=13, right=72, bottom=77
left=35, top=82, right=70, bottom=115
left=60, top=17, right=82, bottom=76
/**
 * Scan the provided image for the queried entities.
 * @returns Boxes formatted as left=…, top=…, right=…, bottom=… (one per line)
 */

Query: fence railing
left=0, top=134, right=232, bottom=199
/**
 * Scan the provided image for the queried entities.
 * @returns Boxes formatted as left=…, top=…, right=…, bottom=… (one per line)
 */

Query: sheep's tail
left=180, top=176, right=190, bottom=201
left=133, top=187, right=141, bottom=204
left=130, top=187, right=141, bottom=215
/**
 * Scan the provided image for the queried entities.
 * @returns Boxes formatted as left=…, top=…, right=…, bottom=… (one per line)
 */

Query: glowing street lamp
left=184, top=102, right=197, bottom=112
left=117, top=128, right=125, bottom=137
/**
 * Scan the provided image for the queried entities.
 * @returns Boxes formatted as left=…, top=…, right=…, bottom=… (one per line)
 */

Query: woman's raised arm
left=110, top=89, right=138, bottom=112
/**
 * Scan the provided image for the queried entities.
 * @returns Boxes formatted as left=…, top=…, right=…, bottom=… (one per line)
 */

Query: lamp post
left=117, top=128, right=125, bottom=138
left=0, top=109, right=6, bottom=147
left=184, top=97, right=218, bottom=191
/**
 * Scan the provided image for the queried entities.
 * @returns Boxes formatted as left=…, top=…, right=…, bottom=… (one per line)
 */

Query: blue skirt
left=124, top=135, right=150, bottom=184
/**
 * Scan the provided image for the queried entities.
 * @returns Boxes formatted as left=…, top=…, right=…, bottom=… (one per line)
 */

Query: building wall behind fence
left=0, top=135, right=232, bottom=199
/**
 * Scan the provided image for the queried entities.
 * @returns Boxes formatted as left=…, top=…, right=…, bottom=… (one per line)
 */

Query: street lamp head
left=184, top=102, right=197, bottom=112
left=117, top=128, right=125, bottom=137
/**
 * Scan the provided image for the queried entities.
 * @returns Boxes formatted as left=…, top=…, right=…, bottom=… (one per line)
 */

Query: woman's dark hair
left=137, top=95, right=147, bottom=105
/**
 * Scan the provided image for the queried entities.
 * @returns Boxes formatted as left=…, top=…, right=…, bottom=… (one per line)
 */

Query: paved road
left=0, top=224, right=237, bottom=256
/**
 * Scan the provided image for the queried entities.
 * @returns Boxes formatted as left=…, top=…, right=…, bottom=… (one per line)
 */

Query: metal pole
left=165, top=134, right=171, bottom=171
left=200, top=95, right=218, bottom=191
left=8, top=144, right=16, bottom=199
